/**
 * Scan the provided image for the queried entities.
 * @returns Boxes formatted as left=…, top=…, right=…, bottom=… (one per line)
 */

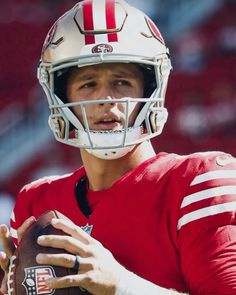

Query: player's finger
left=36, top=253, right=75, bottom=268
left=17, top=216, right=36, bottom=242
left=0, top=251, right=9, bottom=272
left=51, top=218, right=92, bottom=244
left=0, top=224, right=15, bottom=257
left=44, top=274, right=88, bottom=290
left=0, top=272, right=8, bottom=294
left=36, top=253, right=90, bottom=272
left=37, top=235, right=90, bottom=257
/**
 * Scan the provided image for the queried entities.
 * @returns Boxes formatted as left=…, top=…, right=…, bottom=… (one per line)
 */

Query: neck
left=80, top=141, right=156, bottom=191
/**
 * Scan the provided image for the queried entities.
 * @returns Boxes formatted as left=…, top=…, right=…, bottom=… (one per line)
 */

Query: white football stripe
left=10, top=227, right=18, bottom=239
left=191, top=170, right=236, bottom=185
left=181, top=185, right=236, bottom=208
left=178, top=201, right=236, bottom=230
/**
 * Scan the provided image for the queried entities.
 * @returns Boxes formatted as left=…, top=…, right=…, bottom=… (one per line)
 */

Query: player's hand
left=0, top=216, right=36, bottom=294
left=0, top=224, right=14, bottom=294
left=36, top=218, right=125, bottom=295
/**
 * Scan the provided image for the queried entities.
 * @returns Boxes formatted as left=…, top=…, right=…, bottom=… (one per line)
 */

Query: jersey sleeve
left=177, top=152, right=236, bottom=294
left=181, top=225, right=236, bottom=294
left=10, top=175, right=60, bottom=246
left=9, top=170, right=81, bottom=246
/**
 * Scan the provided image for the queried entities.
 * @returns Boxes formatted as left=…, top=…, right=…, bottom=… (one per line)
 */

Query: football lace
left=7, top=255, right=16, bottom=295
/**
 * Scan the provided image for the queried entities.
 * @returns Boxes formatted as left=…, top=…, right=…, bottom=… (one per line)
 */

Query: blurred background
left=0, top=0, right=236, bottom=252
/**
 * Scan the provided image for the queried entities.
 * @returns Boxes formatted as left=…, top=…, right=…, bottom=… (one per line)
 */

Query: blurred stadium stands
left=0, top=0, right=236, bottom=228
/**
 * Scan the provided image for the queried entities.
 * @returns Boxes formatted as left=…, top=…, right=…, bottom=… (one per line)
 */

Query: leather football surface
left=8, top=210, right=91, bottom=295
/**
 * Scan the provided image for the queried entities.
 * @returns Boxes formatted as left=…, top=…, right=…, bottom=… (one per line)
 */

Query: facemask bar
left=38, top=53, right=172, bottom=150
left=47, top=97, right=165, bottom=149
left=80, top=98, right=130, bottom=149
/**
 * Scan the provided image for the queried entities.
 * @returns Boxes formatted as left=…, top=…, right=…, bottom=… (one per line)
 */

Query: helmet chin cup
left=85, top=146, right=135, bottom=160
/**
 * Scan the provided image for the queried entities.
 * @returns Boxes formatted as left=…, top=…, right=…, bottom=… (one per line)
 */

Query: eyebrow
left=112, top=71, right=136, bottom=78
left=77, top=74, right=96, bottom=81
left=77, top=70, right=136, bottom=81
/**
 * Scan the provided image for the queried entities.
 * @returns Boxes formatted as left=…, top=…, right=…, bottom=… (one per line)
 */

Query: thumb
left=0, top=225, right=15, bottom=258
left=0, top=272, right=8, bottom=294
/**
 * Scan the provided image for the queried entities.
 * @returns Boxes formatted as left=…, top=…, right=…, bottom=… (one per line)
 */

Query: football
left=8, top=210, right=91, bottom=295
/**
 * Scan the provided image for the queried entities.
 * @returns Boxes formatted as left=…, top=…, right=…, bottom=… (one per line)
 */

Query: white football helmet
left=38, top=0, right=172, bottom=160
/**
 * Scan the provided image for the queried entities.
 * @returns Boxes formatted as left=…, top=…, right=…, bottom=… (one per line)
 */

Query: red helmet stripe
left=83, top=0, right=95, bottom=44
left=106, top=0, right=118, bottom=42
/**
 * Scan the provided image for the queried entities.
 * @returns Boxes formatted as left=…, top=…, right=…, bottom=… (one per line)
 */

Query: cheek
left=70, top=105, right=84, bottom=124
left=129, top=101, right=141, bottom=114
left=70, top=104, right=80, bottom=116
left=124, top=88, right=142, bottom=99
left=72, top=104, right=95, bottom=125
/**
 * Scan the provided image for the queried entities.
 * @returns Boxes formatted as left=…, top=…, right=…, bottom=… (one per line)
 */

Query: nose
left=97, top=83, right=114, bottom=98
left=97, top=84, right=116, bottom=106
left=99, top=96, right=116, bottom=107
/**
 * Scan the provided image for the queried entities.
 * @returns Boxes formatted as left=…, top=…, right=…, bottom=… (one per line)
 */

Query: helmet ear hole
left=150, top=108, right=168, bottom=133
left=49, top=109, right=66, bottom=139
left=149, top=112, right=158, bottom=133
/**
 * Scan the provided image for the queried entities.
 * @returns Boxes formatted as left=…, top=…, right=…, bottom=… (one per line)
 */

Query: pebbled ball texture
left=8, top=210, right=91, bottom=295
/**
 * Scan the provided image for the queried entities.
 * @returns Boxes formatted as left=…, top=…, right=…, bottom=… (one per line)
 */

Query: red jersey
left=10, top=151, right=236, bottom=294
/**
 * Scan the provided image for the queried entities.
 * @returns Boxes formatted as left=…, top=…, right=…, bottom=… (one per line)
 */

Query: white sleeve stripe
left=10, top=210, right=15, bottom=222
left=178, top=201, right=236, bottom=230
left=181, top=185, right=236, bottom=208
left=191, top=170, right=236, bottom=185
left=10, top=227, right=18, bottom=239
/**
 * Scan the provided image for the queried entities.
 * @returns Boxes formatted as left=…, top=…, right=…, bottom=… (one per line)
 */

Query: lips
left=96, top=114, right=121, bottom=124
left=95, top=114, right=122, bottom=129
left=97, top=118, right=120, bottom=123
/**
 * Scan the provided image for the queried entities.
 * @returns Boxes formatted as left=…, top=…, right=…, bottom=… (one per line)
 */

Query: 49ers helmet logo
left=22, top=266, right=56, bottom=295
left=92, top=44, right=113, bottom=53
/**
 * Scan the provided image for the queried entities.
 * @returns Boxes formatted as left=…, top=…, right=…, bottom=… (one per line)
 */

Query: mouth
left=94, top=116, right=123, bottom=130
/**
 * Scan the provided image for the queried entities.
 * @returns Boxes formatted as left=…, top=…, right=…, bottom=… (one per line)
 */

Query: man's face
left=66, top=63, right=144, bottom=131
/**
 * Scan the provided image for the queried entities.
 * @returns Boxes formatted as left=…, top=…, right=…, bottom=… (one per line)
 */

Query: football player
left=1, top=0, right=236, bottom=294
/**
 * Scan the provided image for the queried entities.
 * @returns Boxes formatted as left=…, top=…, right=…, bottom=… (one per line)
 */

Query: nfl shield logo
left=81, top=224, right=93, bottom=235
left=22, top=266, right=56, bottom=295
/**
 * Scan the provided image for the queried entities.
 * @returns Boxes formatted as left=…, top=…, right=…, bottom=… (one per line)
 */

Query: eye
left=80, top=81, right=97, bottom=89
left=114, top=80, right=132, bottom=87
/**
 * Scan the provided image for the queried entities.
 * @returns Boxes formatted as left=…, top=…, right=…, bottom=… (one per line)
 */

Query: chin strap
left=75, top=126, right=143, bottom=148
